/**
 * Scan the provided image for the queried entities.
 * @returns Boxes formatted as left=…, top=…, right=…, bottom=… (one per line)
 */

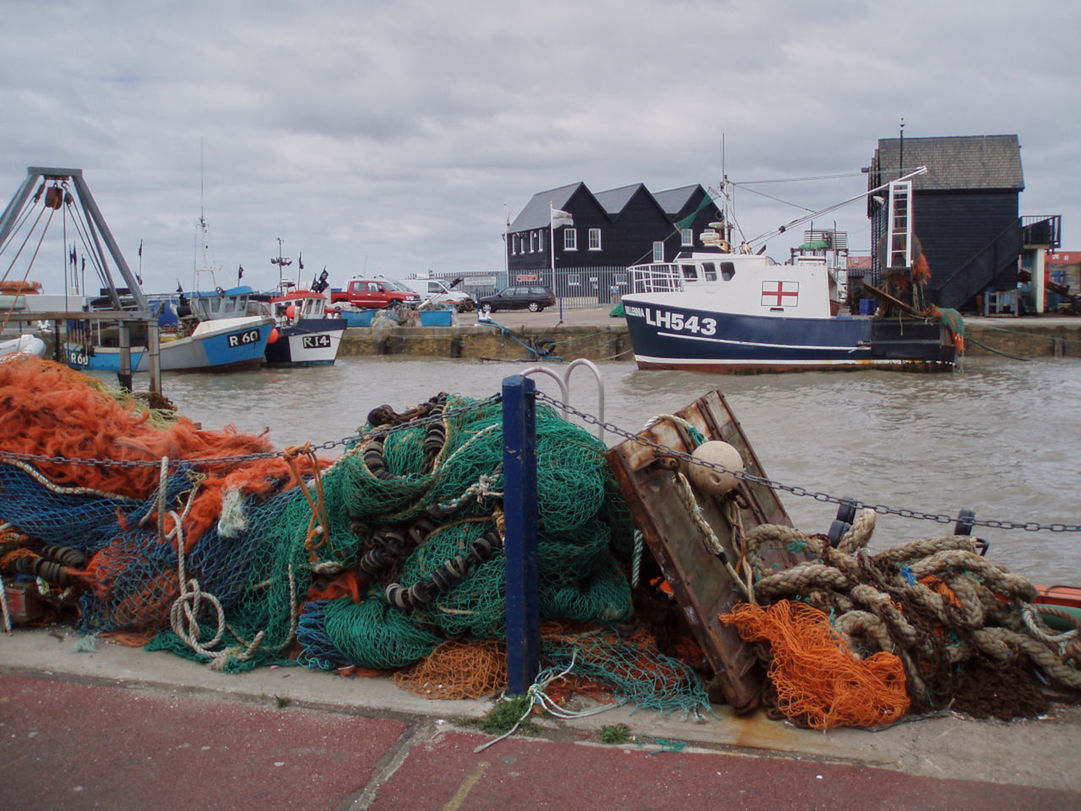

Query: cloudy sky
left=2, top=0, right=1077, bottom=295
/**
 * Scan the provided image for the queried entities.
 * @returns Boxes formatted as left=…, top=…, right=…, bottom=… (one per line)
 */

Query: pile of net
left=0, top=356, right=709, bottom=715
left=720, top=509, right=1081, bottom=728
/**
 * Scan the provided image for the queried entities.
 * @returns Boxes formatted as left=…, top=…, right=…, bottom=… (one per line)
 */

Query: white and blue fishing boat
left=257, top=287, right=346, bottom=366
left=65, top=314, right=273, bottom=373
left=621, top=176, right=957, bottom=373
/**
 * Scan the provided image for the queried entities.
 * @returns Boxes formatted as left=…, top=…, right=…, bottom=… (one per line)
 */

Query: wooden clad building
left=867, top=134, right=1025, bottom=310
left=507, top=181, right=722, bottom=275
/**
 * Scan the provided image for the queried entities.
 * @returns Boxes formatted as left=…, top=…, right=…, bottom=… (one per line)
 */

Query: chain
left=535, top=391, right=1081, bottom=535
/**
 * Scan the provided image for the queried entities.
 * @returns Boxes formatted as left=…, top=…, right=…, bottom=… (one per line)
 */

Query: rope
left=728, top=510, right=1081, bottom=714
left=283, top=443, right=329, bottom=559
left=473, top=650, right=623, bottom=753
left=672, top=471, right=751, bottom=599
left=156, top=456, right=298, bottom=670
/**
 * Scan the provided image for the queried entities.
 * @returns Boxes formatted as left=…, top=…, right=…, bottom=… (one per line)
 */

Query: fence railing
left=431, top=266, right=634, bottom=310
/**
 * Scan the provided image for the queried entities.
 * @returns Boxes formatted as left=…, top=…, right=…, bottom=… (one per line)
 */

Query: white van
left=402, top=277, right=474, bottom=311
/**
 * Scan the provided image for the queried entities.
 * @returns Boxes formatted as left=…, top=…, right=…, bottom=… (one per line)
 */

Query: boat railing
left=629, top=263, right=684, bottom=294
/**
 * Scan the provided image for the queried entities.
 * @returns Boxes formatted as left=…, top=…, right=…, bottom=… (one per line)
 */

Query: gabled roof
left=509, top=182, right=584, bottom=231
left=594, top=183, right=646, bottom=215
left=653, top=184, right=706, bottom=216
left=874, top=134, right=1024, bottom=192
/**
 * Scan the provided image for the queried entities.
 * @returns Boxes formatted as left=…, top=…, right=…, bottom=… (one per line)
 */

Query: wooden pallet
left=606, top=390, right=809, bottom=713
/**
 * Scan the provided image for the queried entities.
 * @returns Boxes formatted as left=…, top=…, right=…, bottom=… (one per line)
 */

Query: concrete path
left=2, top=629, right=1080, bottom=809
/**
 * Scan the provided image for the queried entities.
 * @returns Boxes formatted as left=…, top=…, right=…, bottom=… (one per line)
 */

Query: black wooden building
left=867, top=134, right=1025, bottom=310
left=506, top=181, right=723, bottom=275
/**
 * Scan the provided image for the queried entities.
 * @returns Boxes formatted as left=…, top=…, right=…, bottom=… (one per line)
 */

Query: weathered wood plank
left=606, top=389, right=809, bottom=713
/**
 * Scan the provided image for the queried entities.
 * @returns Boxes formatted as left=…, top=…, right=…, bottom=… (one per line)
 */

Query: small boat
left=620, top=177, right=956, bottom=373
left=65, top=314, right=274, bottom=373
left=257, top=288, right=346, bottom=366
left=0, top=333, right=46, bottom=358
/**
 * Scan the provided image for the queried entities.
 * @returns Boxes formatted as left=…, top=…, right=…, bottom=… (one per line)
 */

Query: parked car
left=400, top=277, right=474, bottom=311
left=477, top=285, right=555, bottom=313
left=330, top=277, right=421, bottom=309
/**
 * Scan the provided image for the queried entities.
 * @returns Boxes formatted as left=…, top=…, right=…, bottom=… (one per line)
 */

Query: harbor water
left=118, top=356, right=1081, bottom=584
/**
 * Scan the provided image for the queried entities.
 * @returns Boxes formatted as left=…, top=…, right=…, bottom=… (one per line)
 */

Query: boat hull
left=621, top=297, right=955, bottom=373
left=264, top=318, right=347, bottom=366
left=64, top=318, right=274, bottom=373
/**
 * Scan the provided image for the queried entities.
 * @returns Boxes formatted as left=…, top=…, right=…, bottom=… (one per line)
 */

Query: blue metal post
left=502, top=374, right=539, bottom=694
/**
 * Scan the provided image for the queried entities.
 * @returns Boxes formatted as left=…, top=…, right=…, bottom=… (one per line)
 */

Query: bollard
left=502, top=374, right=539, bottom=693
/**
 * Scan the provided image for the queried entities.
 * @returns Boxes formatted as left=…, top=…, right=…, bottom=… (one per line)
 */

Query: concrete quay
left=338, top=307, right=1081, bottom=363
left=1, top=628, right=1080, bottom=809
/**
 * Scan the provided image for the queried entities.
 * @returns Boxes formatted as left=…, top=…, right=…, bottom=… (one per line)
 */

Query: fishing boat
left=620, top=175, right=957, bottom=373
left=65, top=314, right=274, bottom=373
left=256, top=286, right=346, bottom=366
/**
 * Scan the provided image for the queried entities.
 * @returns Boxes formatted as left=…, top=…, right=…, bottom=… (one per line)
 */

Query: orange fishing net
left=721, top=600, right=910, bottom=729
left=393, top=639, right=507, bottom=699
left=0, top=356, right=327, bottom=554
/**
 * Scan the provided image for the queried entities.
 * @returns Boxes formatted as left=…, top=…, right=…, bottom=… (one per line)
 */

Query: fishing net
left=723, top=509, right=1081, bottom=725
left=721, top=600, right=910, bottom=730
left=0, top=357, right=648, bottom=689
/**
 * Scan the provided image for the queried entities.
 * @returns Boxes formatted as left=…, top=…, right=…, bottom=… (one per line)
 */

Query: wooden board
left=606, top=390, right=808, bottom=713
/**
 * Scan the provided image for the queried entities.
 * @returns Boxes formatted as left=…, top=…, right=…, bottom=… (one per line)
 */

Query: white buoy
left=687, top=440, right=744, bottom=496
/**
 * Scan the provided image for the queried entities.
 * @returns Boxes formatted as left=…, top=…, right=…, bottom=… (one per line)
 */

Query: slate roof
left=652, top=185, right=703, bottom=216
left=509, top=182, right=583, bottom=231
left=873, top=134, right=1024, bottom=192
left=593, top=184, right=643, bottom=215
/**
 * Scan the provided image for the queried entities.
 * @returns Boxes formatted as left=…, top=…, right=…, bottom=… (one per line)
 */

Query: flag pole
left=550, top=202, right=562, bottom=323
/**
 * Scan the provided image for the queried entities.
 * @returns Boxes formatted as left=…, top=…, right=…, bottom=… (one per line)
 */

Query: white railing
left=628, top=263, right=684, bottom=294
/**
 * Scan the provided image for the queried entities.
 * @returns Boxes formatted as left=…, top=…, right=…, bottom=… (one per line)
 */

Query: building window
left=588, top=228, right=601, bottom=251
left=539, top=230, right=545, bottom=252
left=530, top=231, right=537, bottom=253
left=681, top=228, right=693, bottom=246
left=564, top=228, right=577, bottom=250
left=652, top=241, right=664, bottom=262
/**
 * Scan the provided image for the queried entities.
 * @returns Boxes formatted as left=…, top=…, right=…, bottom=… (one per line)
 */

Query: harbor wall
left=338, top=318, right=1081, bottom=362
left=338, top=324, right=633, bottom=362
left=964, top=320, right=1081, bottom=359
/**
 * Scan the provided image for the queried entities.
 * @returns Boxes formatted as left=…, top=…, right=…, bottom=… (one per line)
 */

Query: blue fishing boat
left=65, top=314, right=274, bottom=373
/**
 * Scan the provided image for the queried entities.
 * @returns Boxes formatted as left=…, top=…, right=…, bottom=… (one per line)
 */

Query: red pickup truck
left=330, top=277, right=421, bottom=309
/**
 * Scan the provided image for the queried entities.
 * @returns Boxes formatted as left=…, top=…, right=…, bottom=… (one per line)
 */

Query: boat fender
left=686, top=440, right=744, bottom=496
left=267, top=327, right=279, bottom=344
left=953, top=508, right=988, bottom=555
left=828, top=498, right=858, bottom=547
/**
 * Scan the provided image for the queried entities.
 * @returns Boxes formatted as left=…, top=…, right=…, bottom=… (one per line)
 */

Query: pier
left=334, top=307, right=1081, bottom=363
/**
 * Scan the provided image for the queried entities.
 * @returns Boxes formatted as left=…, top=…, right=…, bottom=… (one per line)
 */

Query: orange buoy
left=267, top=327, right=279, bottom=344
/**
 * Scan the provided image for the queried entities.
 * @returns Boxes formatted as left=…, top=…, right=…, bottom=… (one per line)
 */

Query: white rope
left=473, top=651, right=624, bottom=753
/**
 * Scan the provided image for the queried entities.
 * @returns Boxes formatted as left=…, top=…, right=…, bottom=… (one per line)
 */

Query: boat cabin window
left=721, top=261, right=736, bottom=281
left=701, top=262, right=717, bottom=281
left=680, top=265, right=698, bottom=282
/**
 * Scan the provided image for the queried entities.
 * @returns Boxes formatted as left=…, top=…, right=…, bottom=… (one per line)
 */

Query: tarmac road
left=1, top=630, right=1080, bottom=809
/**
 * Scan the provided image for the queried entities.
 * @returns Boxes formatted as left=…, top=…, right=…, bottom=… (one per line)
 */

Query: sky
left=2, top=0, right=1078, bottom=296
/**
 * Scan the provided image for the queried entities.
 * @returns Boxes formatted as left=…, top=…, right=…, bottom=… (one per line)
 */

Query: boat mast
left=271, top=237, right=293, bottom=291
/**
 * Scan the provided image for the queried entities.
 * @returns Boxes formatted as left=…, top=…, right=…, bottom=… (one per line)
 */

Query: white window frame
left=564, top=228, right=578, bottom=251
left=530, top=231, right=536, bottom=253
left=652, top=241, right=664, bottom=262
left=588, top=228, right=602, bottom=251
left=681, top=228, right=693, bottom=246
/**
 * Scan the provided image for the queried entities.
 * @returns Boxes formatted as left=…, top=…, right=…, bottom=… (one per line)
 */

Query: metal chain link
left=535, top=390, right=1081, bottom=534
